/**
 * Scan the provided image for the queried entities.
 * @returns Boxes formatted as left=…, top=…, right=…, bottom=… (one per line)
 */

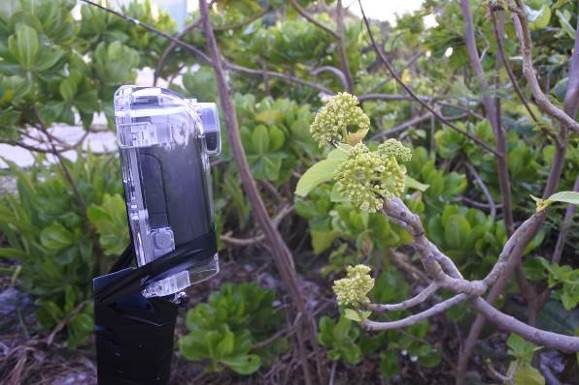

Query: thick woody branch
left=376, top=198, right=579, bottom=352
left=471, top=297, right=579, bottom=351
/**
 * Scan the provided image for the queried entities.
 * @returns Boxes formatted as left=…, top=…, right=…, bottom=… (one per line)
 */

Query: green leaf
left=405, top=175, right=429, bottom=192
left=268, top=126, right=285, bottom=151
left=40, top=223, right=73, bottom=250
left=556, top=10, right=576, bottom=39
left=513, top=363, right=545, bottom=385
left=443, top=214, right=471, bottom=250
left=59, top=78, right=77, bottom=102
left=295, top=158, right=342, bottom=197
left=0, top=247, right=28, bottom=260
left=311, top=229, right=338, bottom=254
left=344, top=309, right=371, bottom=322
left=220, top=354, right=261, bottom=375
left=526, top=4, right=551, bottom=30
left=255, top=110, right=283, bottom=125
left=216, top=328, right=235, bottom=356
left=547, top=191, right=579, bottom=206
left=252, top=125, right=270, bottom=154
left=10, top=24, right=39, bottom=68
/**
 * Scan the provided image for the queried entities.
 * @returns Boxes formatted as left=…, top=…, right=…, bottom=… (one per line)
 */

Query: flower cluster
left=334, top=141, right=410, bottom=212
left=310, top=92, right=370, bottom=147
left=378, top=138, right=413, bottom=162
left=333, top=265, right=374, bottom=307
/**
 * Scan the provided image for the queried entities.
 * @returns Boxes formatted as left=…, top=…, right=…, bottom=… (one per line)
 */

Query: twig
left=461, top=196, right=503, bottom=211
left=359, top=93, right=430, bottom=102
left=465, top=163, right=497, bottom=220
left=356, top=0, right=499, bottom=156
left=221, top=205, right=294, bottom=246
left=368, top=282, right=438, bottom=312
left=490, top=9, right=539, bottom=123
left=362, top=294, right=467, bottom=331
left=289, top=0, right=338, bottom=38
left=335, top=0, right=354, bottom=92
left=154, top=19, right=202, bottom=85
left=371, top=112, right=432, bottom=140
left=510, top=0, right=579, bottom=134
left=311, top=66, right=349, bottom=90
left=371, top=112, right=469, bottom=141
left=154, top=5, right=270, bottom=84
left=46, top=301, right=87, bottom=346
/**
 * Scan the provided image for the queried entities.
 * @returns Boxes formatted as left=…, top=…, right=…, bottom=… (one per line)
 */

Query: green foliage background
left=0, top=0, right=577, bottom=383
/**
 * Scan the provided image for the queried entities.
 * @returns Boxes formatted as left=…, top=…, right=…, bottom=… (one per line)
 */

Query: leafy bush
left=0, top=154, right=123, bottom=347
left=179, top=283, right=285, bottom=375
left=318, top=315, right=362, bottom=365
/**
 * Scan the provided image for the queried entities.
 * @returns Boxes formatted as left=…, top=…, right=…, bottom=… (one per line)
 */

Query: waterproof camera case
left=115, top=85, right=221, bottom=298
left=93, top=86, right=221, bottom=385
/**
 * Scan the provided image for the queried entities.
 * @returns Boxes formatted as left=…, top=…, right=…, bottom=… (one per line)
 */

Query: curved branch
left=289, top=0, right=338, bottom=38
left=368, top=283, right=439, bottom=312
left=363, top=294, right=467, bottom=331
left=378, top=197, right=579, bottom=352
left=154, top=19, right=202, bottom=85
left=311, top=66, right=348, bottom=90
left=465, top=163, right=497, bottom=220
left=472, top=297, right=579, bottom=352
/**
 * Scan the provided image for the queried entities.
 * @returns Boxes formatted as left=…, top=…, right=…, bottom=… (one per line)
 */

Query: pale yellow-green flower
left=378, top=138, right=413, bottom=162
left=333, top=141, right=410, bottom=212
left=333, top=264, right=374, bottom=307
left=310, top=92, right=370, bottom=147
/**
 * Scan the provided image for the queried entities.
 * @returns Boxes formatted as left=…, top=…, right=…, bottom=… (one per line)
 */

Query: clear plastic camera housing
left=114, top=85, right=221, bottom=298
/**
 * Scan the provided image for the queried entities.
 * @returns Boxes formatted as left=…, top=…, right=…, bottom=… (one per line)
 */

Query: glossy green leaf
left=526, top=5, right=551, bottom=30
left=40, top=223, right=73, bottom=250
left=547, top=191, right=579, bottom=206
left=10, top=24, right=39, bottom=68
left=252, top=125, right=270, bottom=154
left=295, top=149, right=348, bottom=197
left=405, top=175, right=429, bottom=192
left=220, top=354, right=261, bottom=375
left=513, top=363, right=545, bottom=385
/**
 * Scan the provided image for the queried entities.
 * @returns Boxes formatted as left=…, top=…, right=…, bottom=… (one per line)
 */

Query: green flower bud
left=334, top=141, right=409, bottom=212
left=333, top=264, right=374, bottom=307
left=310, top=92, right=370, bottom=147
left=378, top=139, right=413, bottom=162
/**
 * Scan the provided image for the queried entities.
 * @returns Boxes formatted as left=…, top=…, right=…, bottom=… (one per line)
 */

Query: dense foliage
left=0, top=0, right=578, bottom=384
